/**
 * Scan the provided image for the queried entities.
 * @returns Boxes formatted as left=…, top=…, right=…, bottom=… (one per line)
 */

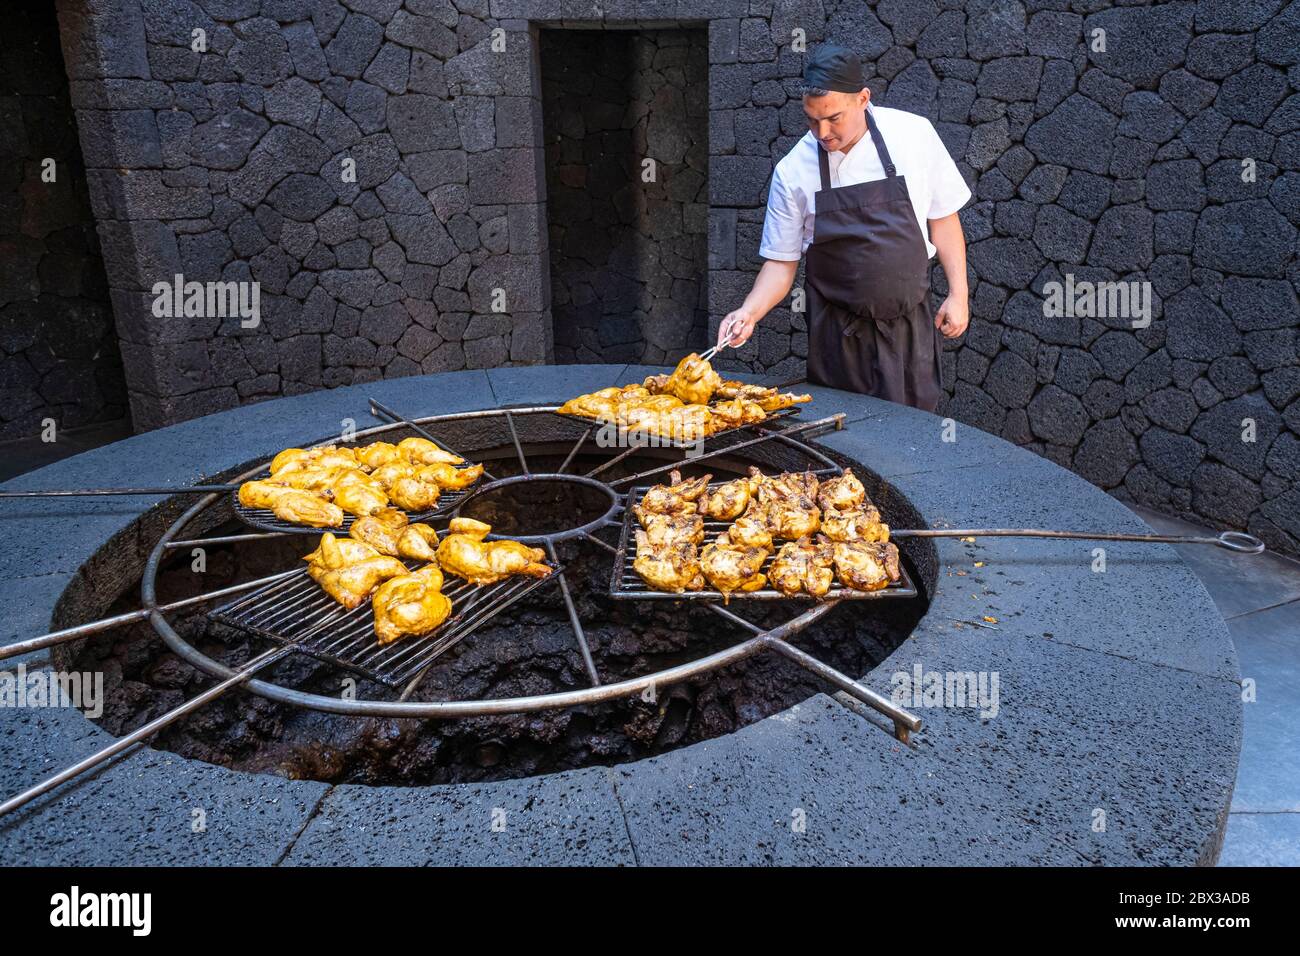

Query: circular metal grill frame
left=138, top=405, right=918, bottom=735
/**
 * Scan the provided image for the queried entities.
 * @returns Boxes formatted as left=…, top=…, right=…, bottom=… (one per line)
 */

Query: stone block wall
left=542, top=26, right=709, bottom=365
left=0, top=1, right=127, bottom=441
left=51, top=0, right=1300, bottom=556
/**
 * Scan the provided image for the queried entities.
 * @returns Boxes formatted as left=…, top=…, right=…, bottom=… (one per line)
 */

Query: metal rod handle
left=892, top=528, right=1266, bottom=554
left=0, top=645, right=293, bottom=818
left=0, top=485, right=240, bottom=498
left=0, top=569, right=301, bottom=663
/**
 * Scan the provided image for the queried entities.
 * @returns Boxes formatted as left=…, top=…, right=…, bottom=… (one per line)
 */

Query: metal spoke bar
left=556, top=427, right=592, bottom=475
left=368, top=397, right=498, bottom=481
left=503, top=408, right=530, bottom=475
left=763, top=634, right=920, bottom=743
left=0, top=485, right=239, bottom=498
left=0, top=645, right=294, bottom=818
left=609, top=414, right=847, bottom=488
left=704, top=603, right=764, bottom=634
left=579, top=530, right=618, bottom=555
left=583, top=440, right=650, bottom=479
left=0, top=569, right=302, bottom=663
left=545, top=539, right=600, bottom=686
left=165, top=531, right=293, bottom=549
left=893, top=527, right=1266, bottom=553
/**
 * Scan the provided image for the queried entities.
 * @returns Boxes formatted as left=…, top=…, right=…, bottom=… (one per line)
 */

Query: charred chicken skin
left=632, top=531, right=704, bottom=593
left=820, top=506, right=890, bottom=543
left=637, top=469, right=712, bottom=517
left=699, top=467, right=762, bottom=520
left=699, top=533, right=768, bottom=601
left=830, top=538, right=902, bottom=592
left=435, top=517, right=552, bottom=586
left=816, top=468, right=866, bottom=512
left=371, top=565, right=452, bottom=646
left=768, top=536, right=836, bottom=598
left=638, top=512, right=706, bottom=548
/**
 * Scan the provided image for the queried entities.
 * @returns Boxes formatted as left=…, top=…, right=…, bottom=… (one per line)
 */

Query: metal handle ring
left=1216, top=531, right=1266, bottom=554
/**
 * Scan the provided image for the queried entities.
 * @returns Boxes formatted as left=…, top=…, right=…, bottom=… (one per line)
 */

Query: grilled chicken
left=369, top=461, right=418, bottom=488
left=331, top=481, right=388, bottom=517
left=727, top=507, right=774, bottom=550
left=238, top=479, right=298, bottom=510
left=387, top=477, right=443, bottom=512
left=638, top=469, right=712, bottom=516
left=638, top=512, right=705, bottom=547
left=371, top=565, right=452, bottom=646
left=769, top=536, right=836, bottom=598
left=415, top=461, right=484, bottom=490
left=816, top=468, right=866, bottom=512
left=397, top=523, right=440, bottom=561
left=271, top=447, right=359, bottom=475
left=271, top=490, right=344, bottom=527
left=435, top=517, right=552, bottom=586
left=632, top=532, right=704, bottom=593
left=713, top=381, right=812, bottom=409
left=397, top=436, right=464, bottom=466
left=699, top=533, right=768, bottom=601
left=658, top=353, right=722, bottom=405
left=707, top=397, right=766, bottom=431
left=759, top=470, right=820, bottom=500
left=304, top=533, right=406, bottom=608
left=699, top=467, right=762, bottom=521
left=355, top=441, right=402, bottom=470
left=820, top=506, right=890, bottom=543
left=348, top=507, right=408, bottom=554
left=831, top=538, right=902, bottom=592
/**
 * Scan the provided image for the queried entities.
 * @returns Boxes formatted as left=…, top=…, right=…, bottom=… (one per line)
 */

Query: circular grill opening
left=52, top=411, right=936, bottom=787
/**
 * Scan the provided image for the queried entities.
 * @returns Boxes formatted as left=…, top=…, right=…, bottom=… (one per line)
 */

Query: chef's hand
left=935, top=293, right=969, bottom=339
left=718, top=308, right=758, bottom=348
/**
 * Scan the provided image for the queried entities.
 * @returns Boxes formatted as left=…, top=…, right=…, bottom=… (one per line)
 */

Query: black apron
left=804, top=109, right=943, bottom=412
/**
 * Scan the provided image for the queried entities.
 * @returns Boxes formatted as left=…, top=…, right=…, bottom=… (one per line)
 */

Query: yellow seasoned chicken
left=304, top=533, right=406, bottom=608
left=816, top=468, right=866, bottom=512
left=386, top=476, right=443, bottom=512
left=831, top=538, right=902, bottom=592
left=699, top=533, right=768, bottom=601
left=435, top=517, right=552, bottom=586
left=638, top=512, right=705, bottom=548
left=769, top=536, right=836, bottom=598
left=355, top=441, right=402, bottom=470
left=238, top=479, right=298, bottom=510
left=632, top=532, right=704, bottom=593
left=637, top=469, right=712, bottom=517
left=699, top=467, right=763, bottom=521
left=415, top=461, right=484, bottom=490
left=371, top=565, right=452, bottom=646
left=820, top=505, right=889, bottom=543
left=650, top=353, right=722, bottom=405
left=331, top=481, right=388, bottom=518
left=271, top=490, right=344, bottom=527
left=397, top=436, right=463, bottom=466
left=727, top=508, right=774, bottom=550
left=305, top=532, right=378, bottom=570
left=271, top=446, right=358, bottom=475
left=714, top=381, right=813, bottom=412
left=397, top=523, right=440, bottom=561
left=708, top=397, right=766, bottom=431
left=348, top=507, right=409, bottom=554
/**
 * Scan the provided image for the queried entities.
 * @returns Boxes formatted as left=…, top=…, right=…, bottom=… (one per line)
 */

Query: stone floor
left=1, top=422, right=1292, bottom=866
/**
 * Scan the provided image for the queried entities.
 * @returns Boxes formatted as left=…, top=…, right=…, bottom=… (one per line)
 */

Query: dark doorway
left=540, top=27, right=709, bottom=366
left=0, top=0, right=129, bottom=455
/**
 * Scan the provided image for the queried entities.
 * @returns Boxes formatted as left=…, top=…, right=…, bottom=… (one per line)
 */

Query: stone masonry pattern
left=50, top=0, right=1300, bottom=556
left=0, top=4, right=127, bottom=442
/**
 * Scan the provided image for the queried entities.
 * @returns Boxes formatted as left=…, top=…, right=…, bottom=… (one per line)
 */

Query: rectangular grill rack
left=552, top=405, right=802, bottom=449
left=610, top=470, right=919, bottom=602
left=208, top=560, right=559, bottom=687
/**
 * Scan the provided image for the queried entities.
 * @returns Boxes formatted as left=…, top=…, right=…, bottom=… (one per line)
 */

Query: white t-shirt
left=759, top=105, right=971, bottom=261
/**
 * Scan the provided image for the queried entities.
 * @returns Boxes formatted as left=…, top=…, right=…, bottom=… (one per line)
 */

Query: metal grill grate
left=551, top=406, right=802, bottom=449
left=609, top=472, right=919, bottom=602
left=208, top=560, right=559, bottom=686
left=231, top=484, right=473, bottom=535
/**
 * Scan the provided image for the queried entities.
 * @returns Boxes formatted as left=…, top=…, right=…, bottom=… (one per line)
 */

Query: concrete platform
left=0, top=365, right=1242, bottom=865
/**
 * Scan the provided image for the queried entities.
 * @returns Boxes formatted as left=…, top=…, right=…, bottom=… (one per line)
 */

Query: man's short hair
left=801, top=84, right=832, bottom=97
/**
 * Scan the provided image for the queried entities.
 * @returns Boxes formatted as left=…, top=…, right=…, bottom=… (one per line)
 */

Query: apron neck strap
left=816, top=107, right=897, bottom=190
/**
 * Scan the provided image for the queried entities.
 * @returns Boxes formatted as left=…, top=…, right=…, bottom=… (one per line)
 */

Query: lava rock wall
left=0, top=2, right=127, bottom=441
left=542, top=27, right=709, bottom=365
left=51, top=0, right=1299, bottom=555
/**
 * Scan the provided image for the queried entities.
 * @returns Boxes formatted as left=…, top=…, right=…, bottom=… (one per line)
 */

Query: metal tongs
left=699, top=326, right=744, bottom=362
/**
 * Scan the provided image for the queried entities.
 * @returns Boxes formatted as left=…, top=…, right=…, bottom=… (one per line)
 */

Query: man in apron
left=717, top=44, right=972, bottom=412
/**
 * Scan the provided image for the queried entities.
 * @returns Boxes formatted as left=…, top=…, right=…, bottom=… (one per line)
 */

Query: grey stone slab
left=1132, top=506, right=1300, bottom=620
left=614, top=693, right=1084, bottom=865
left=0, top=701, right=327, bottom=866
left=1219, top=813, right=1300, bottom=866
left=867, top=627, right=1240, bottom=865
left=0, top=572, right=74, bottom=668
left=283, top=767, right=636, bottom=866
left=1226, top=601, right=1300, bottom=813
left=486, top=363, right=629, bottom=407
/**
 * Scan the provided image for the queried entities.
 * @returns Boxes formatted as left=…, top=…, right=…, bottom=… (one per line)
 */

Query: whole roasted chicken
left=645, top=353, right=722, bottom=405
left=699, top=533, right=768, bottom=601
left=768, top=536, right=836, bottom=598
left=638, top=512, right=705, bottom=548
left=831, top=539, right=902, bottom=592
left=436, top=517, right=553, bottom=585
left=632, top=533, right=704, bottom=593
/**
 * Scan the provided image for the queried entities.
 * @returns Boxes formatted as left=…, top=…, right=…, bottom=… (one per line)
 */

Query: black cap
left=802, top=43, right=865, bottom=94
